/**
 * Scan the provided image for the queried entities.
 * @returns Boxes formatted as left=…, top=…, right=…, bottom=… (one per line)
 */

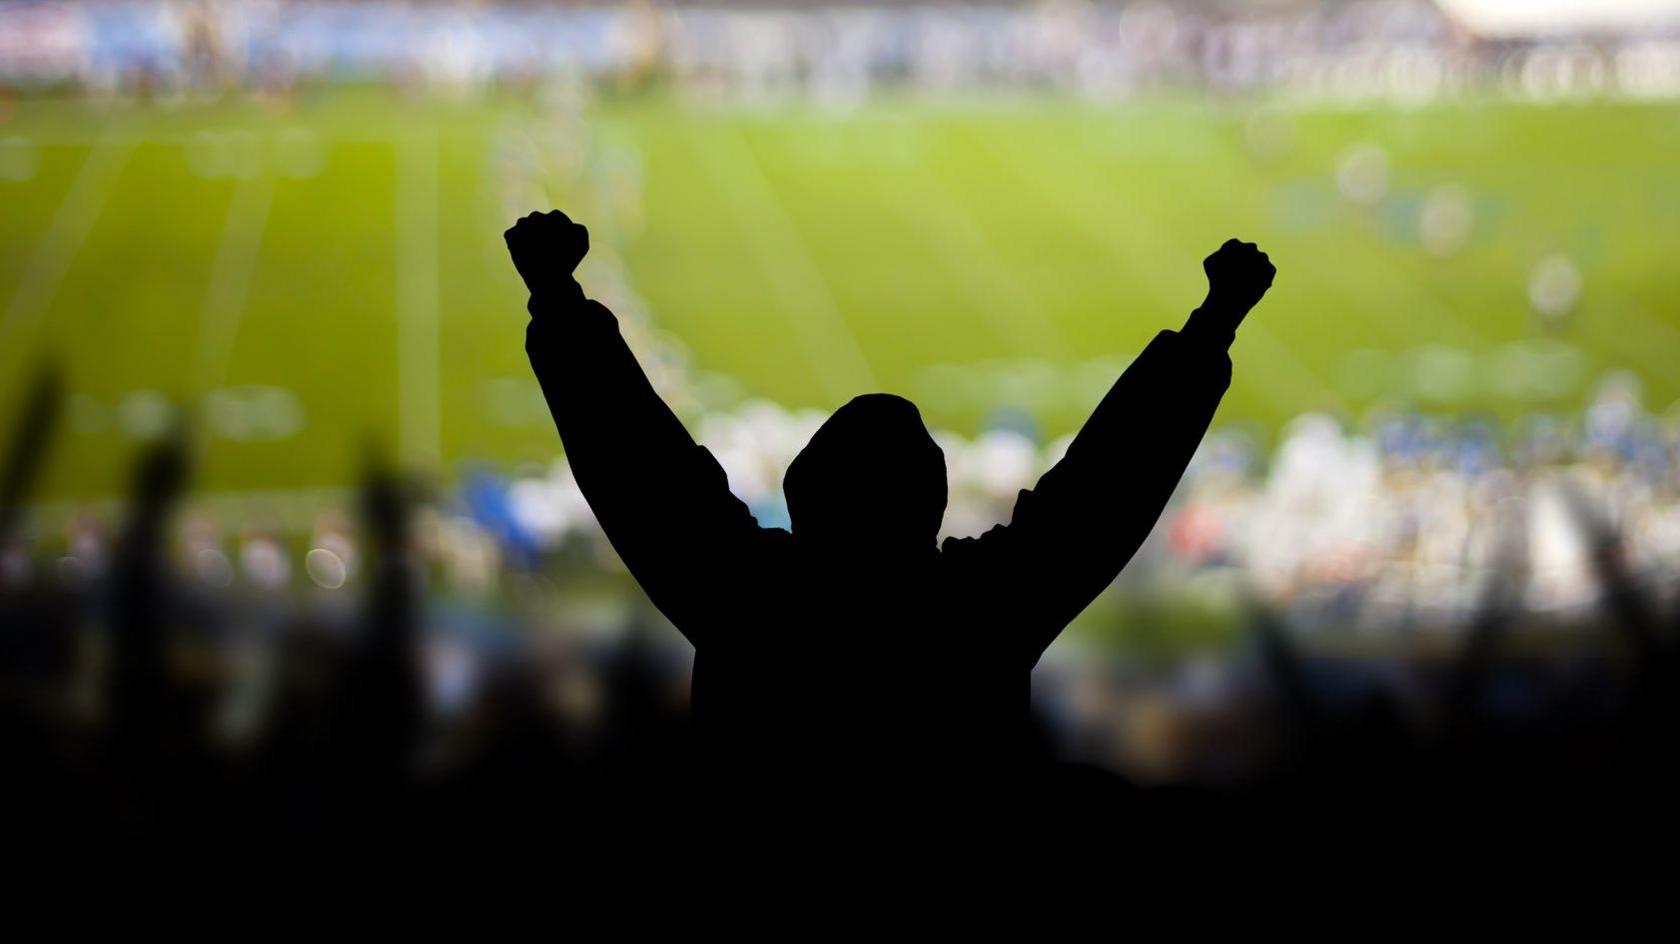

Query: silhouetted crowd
left=0, top=372, right=700, bottom=845
left=2, top=364, right=1677, bottom=844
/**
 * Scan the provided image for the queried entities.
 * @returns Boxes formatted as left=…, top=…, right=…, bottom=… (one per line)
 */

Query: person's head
left=783, top=394, right=946, bottom=555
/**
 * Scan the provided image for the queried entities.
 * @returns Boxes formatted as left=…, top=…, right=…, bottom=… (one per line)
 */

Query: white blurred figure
left=239, top=529, right=291, bottom=592
left=306, top=513, right=357, bottom=591
left=1336, top=142, right=1390, bottom=206
left=1526, top=478, right=1596, bottom=613
left=1242, top=414, right=1382, bottom=610
left=182, top=510, right=233, bottom=590
left=438, top=515, right=500, bottom=598
left=508, top=477, right=572, bottom=548
left=423, top=14, right=491, bottom=97
left=1420, top=184, right=1475, bottom=256
left=64, top=511, right=111, bottom=587
left=1529, top=253, right=1583, bottom=325
left=941, top=427, right=1040, bottom=540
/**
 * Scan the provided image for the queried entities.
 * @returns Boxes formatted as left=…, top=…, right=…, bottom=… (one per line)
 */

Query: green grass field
left=3, top=90, right=1678, bottom=499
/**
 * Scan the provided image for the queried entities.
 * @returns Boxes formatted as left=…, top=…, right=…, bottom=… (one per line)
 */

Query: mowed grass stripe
left=0, top=143, right=92, bottom=307
left=888, top=149, right=1073, bottom=360
left=735, top=116, right=1016, bottom=389
left=607, top=119, right=833, bottom=411
left=435, top=118, right=557, bottom=469
left=192, top=172, right=277, bottom=392
left=26, top=139, right=236, bottom=497
left=0, top=135, right=133, bottom=368
left=208, top=137, right=402, bottom=492
left=397, top=125, right=441, bottom=468
left=698, top=128, right=877, bottom=402
left=953, top=117, right=1210, bottom=344
left=966, top=119, right=1332, bottom=422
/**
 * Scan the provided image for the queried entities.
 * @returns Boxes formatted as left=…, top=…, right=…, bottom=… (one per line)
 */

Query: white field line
left=192, top=173, right=277, bottom=391
left=702, top=129, right=878, bottom=402
left=396, top=126, right=442, bottom=468
left=0, top=135, right=133, bottom=358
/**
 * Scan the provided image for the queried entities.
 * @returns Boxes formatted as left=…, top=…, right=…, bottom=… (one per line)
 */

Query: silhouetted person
left=1561, top=481, right=1680, bottom=797
left=330, top=463, right=426, bottom=832
left=507, top=210, right=1274, bottom=812
left=0, top=364, right=62, bottom=561
left=103, top=429, right=211, bottom=835
left=0, top=364, right=73, bottom=841
left=0, top=364, right=68, bottom=690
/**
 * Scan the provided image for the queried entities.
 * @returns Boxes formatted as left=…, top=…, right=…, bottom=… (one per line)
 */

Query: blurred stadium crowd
left=2, top=353, right=1678, bottom=836
left=3, top=0, right=1680, bottom=104
left=496, top=367, right=1680, bottom=634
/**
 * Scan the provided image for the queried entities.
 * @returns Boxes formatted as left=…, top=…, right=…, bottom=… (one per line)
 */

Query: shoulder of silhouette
left=938, top=523, right=1008, bottom=558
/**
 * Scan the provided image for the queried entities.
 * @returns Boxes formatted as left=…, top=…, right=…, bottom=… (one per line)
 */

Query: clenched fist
left=505, top=209, right=589, bottom=300
left=1202, top=238, right=1275, bottom=317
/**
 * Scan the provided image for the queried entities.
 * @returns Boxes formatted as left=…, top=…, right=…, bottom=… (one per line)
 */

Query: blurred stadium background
left=2, top=0, right=1679, bottom=810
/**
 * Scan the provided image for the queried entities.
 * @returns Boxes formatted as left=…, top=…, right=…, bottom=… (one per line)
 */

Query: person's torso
left=687, top=541, right=1037, bottom=771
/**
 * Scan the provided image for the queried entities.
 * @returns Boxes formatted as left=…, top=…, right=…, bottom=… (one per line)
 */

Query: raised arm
left=507, top=211, right=762, bottom=640
left=953, top=239, right=1275, bottom=659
